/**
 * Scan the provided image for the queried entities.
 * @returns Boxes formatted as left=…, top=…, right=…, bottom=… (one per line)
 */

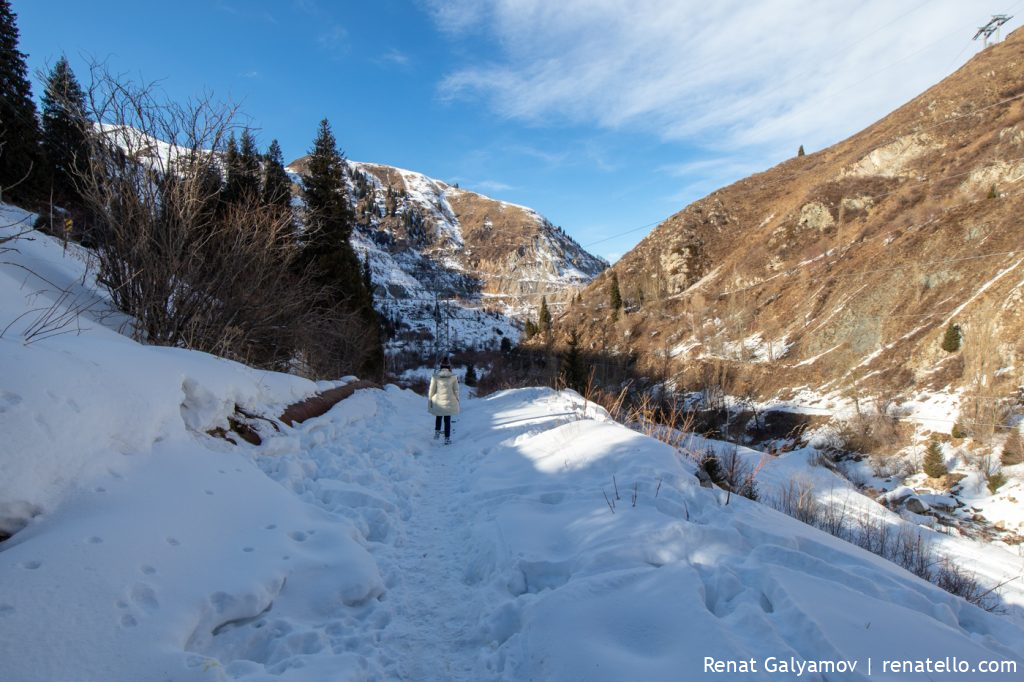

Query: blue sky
left=15, top=1, right=1021, bottom=262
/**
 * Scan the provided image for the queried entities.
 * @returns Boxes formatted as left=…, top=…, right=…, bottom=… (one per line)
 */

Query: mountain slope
left=287, top=158, right=607, bottom=355
left=560, top=28, right=1024, bottom=400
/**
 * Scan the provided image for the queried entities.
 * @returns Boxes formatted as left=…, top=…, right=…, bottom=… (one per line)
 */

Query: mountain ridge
left=556, top=27, right=1024, bottom=407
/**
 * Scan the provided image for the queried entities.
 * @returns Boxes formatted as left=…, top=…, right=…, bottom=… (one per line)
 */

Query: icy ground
left=2, top=204, right=1024, bottom=680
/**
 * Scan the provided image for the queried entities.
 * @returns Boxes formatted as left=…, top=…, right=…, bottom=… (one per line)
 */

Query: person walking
left=428, top=358, right=460, bottom=445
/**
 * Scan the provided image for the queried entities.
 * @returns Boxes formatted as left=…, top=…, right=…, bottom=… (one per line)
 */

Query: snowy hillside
left=2, top=205, right=1023, bottom=680
left=287, top=158, right=607, bottom=358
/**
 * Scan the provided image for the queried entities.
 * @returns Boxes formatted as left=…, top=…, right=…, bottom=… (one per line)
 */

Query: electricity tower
left=974, top=15, right=1012, bottom=46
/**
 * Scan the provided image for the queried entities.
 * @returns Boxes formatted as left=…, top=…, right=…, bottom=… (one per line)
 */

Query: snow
left=3, top=204, right=1024, bottom=680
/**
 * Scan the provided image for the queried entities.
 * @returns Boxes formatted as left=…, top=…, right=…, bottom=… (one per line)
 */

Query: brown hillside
left=558, top=29, right=1024, bottom=403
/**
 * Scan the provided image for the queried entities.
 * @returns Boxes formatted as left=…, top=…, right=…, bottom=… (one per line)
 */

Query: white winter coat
left=428, top=369, right=461, bottom=416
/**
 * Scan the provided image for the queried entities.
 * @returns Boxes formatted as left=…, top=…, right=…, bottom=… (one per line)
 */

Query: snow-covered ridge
left=287, top=156, right=607, bottom=355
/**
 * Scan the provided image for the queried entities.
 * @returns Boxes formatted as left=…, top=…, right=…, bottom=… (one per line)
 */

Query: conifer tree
left=538, top=296, right=552, bottom=333
left=797, top=145, right=805, bottom=157
left=561, top=328, right=588, bottom=393
left=0, top=0, right=41, bottom=201
left=524, top=319, right=537, bottom=339
left=261, top=139, right=291, bottom=209
left=41, top=56, right=89, bottom=205
left=464, top=362, right=478, bottom=387
left=1002, top=429, right=1023, bottom=466
left=609, top=271, right=622, bottom=321
left=923, top=441, right=948, bottom=479
left=236, top=128, right=260, bottom=200
left=941, top=323, right=961, bottom=353
left=222, top=134, right=240, bottom=203
left=299, top=118, right=382, bottom=377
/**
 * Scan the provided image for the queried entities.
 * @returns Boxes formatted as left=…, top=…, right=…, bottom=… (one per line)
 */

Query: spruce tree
left=222, top=134, right=240, bottom=204
left=0, top=0, right=41, bottom=201
left=236, top=128, right=260, bottom=200
left=41, top=56, right=89, bottom=205
left=797, top=145, right=805, bottom=157
left=261, top=139, right=291, bottom=209
left=609, top=271, right=622, bottom=320
left=923, top=441, right=948, bottom=479
left=941, top=323, right=961, bottom=353
left=561, top=328, right=588, bottom=393
left=538, top=296, right=552, bottom=333
left=300, top=118, right=382, bottom=377
left=1002, top=429, right=1023, bottom=466
left=464, top=362, right=478, bottom=387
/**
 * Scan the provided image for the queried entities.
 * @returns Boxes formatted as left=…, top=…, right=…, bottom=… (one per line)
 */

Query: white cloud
left=380, top=49, right=411, bottom=67
left=432, top=0, right=1019, bottom=156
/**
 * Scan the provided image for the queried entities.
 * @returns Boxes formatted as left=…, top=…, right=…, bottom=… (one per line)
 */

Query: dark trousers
left=434, top=415, right=451, bottom=438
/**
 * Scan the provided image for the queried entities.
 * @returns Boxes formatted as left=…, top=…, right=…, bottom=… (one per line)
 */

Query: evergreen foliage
left=560, top=328, right=588, bottom=393
left=941, top=323, right=961, bottom=352
left=523, top=319, right=537, bottom=339
left=538, top=296, right=552, bottom=333
left=923, top=441, right=948, bottom=479
left=797, top=145, right=805, bottom=157
left=1001, top=429, right=1023, bottom=466
left=261, top=139, right=292, bottom=209
left=609, top=271, right=622, bottom=321
left=464, top=362, right=478, bottom=386
left=41, top=56, right=89, bottom=205
left=500, top=336, right=513, bottom=354
left=0, top=0, right=41, bottom=201
left=223, top=129, right=260, bottom=204
left=986, top=469, right=1007, bottom=494
left=299, top=118, right=382, bottom=377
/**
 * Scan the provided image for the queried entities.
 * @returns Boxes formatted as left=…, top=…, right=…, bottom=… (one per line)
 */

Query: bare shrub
left=69, top=67, right=369, bottom=377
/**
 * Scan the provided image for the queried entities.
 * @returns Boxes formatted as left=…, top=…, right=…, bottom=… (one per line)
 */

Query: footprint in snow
left=19, top=560, right=41, bottom=570
left=140, top=565, right=157, bottom=576
left=204, top=490, right=214, bottom=496
left=86, top=536, right=103, bottom=544
left=166, top=537, right=181, bottom=547
left=0, top=604, right=14, bottom=616
left=131, top=583, right=159, bottom=613
left=94, top=486, right=106, bottom=493
left=243, top=547, right=255, bottom=553
left=120, top=614, right=138, bottom=628
left=288, top=531, right=307, bottom=543
left=265, top=523, right=277, bottom=530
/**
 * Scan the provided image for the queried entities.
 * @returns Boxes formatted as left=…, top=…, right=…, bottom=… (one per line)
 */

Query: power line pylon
left=974, top=15, right=1012, bottom=47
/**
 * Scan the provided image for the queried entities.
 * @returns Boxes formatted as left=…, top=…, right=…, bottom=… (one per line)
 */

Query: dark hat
left=439, top=358, right=451, bottom=369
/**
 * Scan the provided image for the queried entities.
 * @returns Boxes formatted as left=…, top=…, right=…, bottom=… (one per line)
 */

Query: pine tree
left=500, top=336, right=513, bottom=354
left=261, top=139, right=291, bottom=209
left=362, top=256, right=373, bottom=296
left=41, top=56, right=89, bottom=205
left=237, top=128, right=260, bottom=200
left=538, top=296, right=552, bottom=333
left=923, top=441, right=948, bottom=479
left=609, top=271, right=622, bottom=321
left=464, top=362, right=478, bottom=387
left=797, top=145, right=805, bottom=157
left=222, top=134, right=240, bottom=204
left=300, top=118, right=382, bottom=377
left=941, top=323, right=961, bottom=353
left=0, top=0, right=41, bottom=201
left=524, top=319, right=537, bottom=339
left=1002, top=429, right=1023, bottom=466
left=560, top=328, right=588, bottom=393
